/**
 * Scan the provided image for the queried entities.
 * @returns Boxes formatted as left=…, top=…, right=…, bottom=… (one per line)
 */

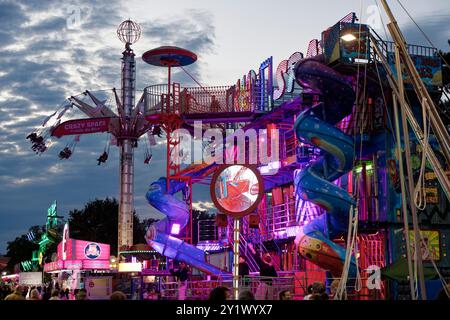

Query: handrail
left=156, top=274, right=386, bottom=300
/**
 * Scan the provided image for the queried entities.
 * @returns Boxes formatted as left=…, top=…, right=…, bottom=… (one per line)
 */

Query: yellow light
left=118, top=262, right=142, bottom=272
left=341, top=33, right=357, bottom=42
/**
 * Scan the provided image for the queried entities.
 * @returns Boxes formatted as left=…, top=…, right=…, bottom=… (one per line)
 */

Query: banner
left=19, top=272, right=43, bottom=285
left=51, top=117, right=111, bottom=137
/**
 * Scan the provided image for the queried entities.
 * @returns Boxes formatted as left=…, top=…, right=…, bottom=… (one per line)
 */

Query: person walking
left=170, top=261, right=190, bottom=300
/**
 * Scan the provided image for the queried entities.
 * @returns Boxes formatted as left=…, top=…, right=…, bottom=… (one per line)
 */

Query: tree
left=68, top=197, right=154, bottom=254
left=5, top=226, right=42, bottom=273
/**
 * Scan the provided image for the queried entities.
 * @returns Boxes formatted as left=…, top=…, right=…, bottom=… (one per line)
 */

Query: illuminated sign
left=259, top=57, right=273, bottom=111
left=118, top=262, right=143, bottom=272
left=408, top=230, right=440, bottom=261
left=233, top=70, right=257, bottom=112
left=62, top=223, right=69, bottom=261
left=274, top=52, right=304, bottom=100
left=51, top=117, right=111, bottom=137
left=19, top=272, right=43, bottom=286
left=210, top=165, right=264, bottom=219
left=232, top=57, right=273, bottom=112
left=84, top=243, right=102, bottom=260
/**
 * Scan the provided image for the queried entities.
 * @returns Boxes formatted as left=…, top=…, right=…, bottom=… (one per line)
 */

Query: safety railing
left=183, top=86, right=235, bottom=114
left=145, top=83, right=261, bottom=117
left=155, top=274, right=386, bottom=300
left=370, top=27, right=438, bottom=61
left=159, top=276, right=295, bottom=300
left=259, top=200, right=323, bottom=241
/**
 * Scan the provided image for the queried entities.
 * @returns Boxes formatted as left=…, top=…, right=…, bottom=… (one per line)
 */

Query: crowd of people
left=0, top=283, right=90, bottom=300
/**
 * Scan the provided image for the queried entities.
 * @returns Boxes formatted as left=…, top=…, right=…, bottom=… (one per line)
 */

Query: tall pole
left=233, top=218, right=240, bottom=300
left=392, top=93, right=416, bottom=299
left=378, top=0, right=428, bottom=299
left=394, top=47, right=427, bottom=300
left=118, top=44, right=136, bottom=257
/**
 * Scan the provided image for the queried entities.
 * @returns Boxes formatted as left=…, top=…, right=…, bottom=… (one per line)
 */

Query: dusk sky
left=1, top=0, right=449, bottom=254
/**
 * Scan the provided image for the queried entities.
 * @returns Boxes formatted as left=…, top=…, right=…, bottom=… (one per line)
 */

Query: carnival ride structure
left=30, top=2, right=450, bottom=299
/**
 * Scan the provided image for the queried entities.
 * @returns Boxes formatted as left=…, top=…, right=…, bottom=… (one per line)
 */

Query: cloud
left=192, top=201, right=215, bottom=211
left=401, top=13, right=450, bottom=51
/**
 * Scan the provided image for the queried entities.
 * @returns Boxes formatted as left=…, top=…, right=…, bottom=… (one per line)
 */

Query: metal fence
left=159, top=276, right=295, bottom=300
left=153, top=274, right=386, bottom=300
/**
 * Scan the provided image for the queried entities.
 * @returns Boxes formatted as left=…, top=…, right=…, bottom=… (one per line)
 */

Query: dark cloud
left=0, top=2, right=28, bottom=29
left=401, top=13, right=450, bottom=51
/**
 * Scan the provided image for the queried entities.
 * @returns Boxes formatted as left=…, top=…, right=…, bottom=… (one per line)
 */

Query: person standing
left=28, top=289, right=41, bottom=300
left=279, top=290, right=292, bottom=300
left=49, top=290, right=60, bottom=300
left=248, top=243, right=278, bottom=300
left=4, top=285, right=25, bottom=300
left=238, top=255, right=250, bottom=287
left=304, top=285, right=314, bottom=300
left=170, top=261, right=189, bottom=300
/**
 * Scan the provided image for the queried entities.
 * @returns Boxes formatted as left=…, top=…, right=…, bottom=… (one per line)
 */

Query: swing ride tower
left=47, top=20, right=153, bottom=258
left=116, top=21, right=139, bottom=256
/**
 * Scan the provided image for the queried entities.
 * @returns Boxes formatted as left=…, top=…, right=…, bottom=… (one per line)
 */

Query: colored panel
left=83, top=260, right=110, bottom=270
left=387, top=53, right=442, bottom=87
left=322, top=23, right=341, bottom=63
left=408, top=230, right=440, bottom=261
left=72, top=240, right=110, bottom=260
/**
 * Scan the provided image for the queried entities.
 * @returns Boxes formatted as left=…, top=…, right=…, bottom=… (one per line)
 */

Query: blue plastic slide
left=294, top=56, right=357, bottom=277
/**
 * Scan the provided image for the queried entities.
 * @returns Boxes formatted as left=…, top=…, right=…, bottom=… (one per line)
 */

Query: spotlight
left=341, top=33, right=357, bottom=42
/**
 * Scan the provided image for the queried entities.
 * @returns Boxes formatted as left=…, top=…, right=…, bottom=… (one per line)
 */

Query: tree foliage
left=68, top=197, right=151, bottom=255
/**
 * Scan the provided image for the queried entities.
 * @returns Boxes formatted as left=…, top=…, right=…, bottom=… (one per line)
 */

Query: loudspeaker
left=249, top=215, right=260, bottom=228
left=216, top=214, right=228, bottom=227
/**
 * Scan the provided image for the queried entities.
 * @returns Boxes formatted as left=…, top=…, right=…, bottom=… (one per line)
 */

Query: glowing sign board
left=51, top=117, right=111, bottom=137
left=274, top=52, right=304, bottom=100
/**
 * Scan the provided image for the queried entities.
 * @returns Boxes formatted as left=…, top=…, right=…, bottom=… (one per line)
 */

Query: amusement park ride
left=28, top=0, right=450, bottom=300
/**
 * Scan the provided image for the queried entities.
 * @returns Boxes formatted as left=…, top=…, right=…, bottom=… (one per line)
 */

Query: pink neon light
left=171, top=224, right=181, bottom=235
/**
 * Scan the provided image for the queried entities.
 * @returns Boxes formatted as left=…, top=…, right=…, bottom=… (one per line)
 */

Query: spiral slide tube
left=145, top=177, right=228, bottom=276
left=294, top=57, right=357, bottom=277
